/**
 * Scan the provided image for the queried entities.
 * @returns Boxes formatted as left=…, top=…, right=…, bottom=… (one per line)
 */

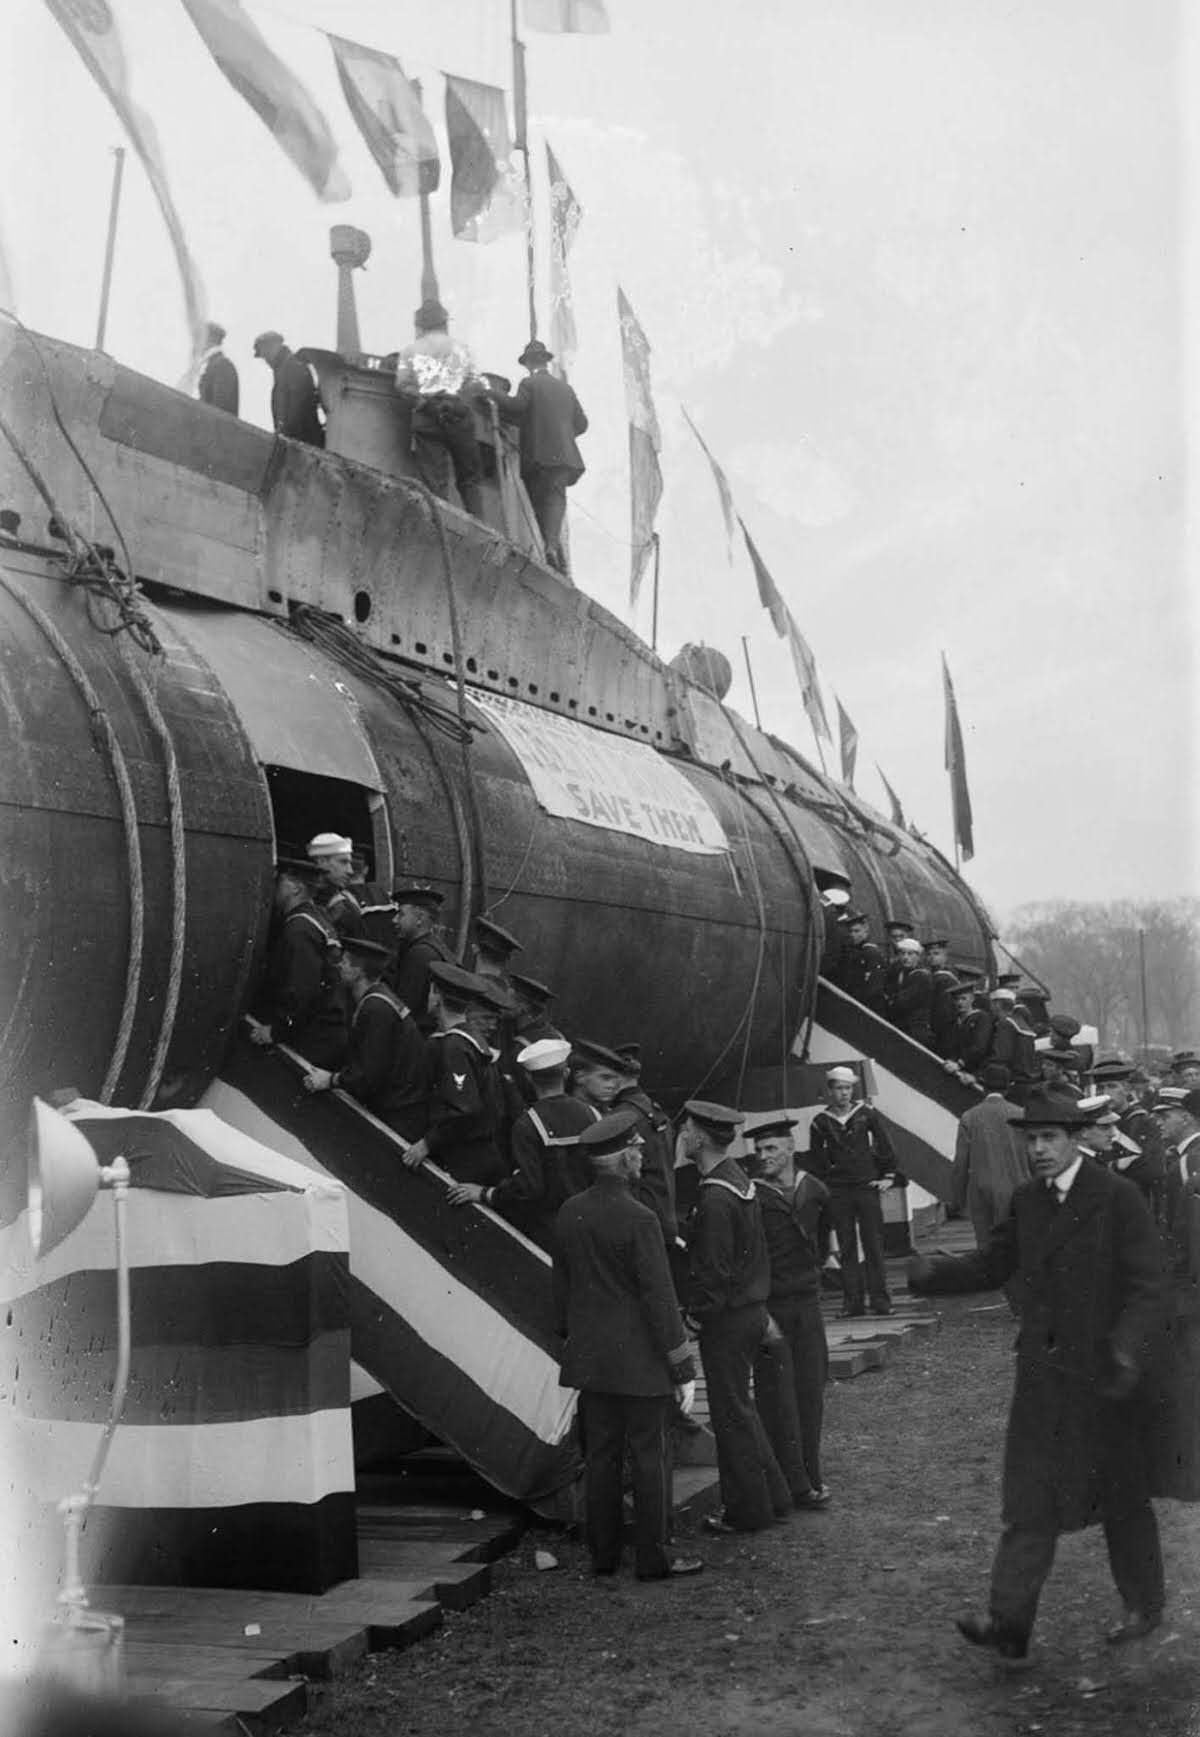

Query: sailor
left=943, top=977, right=994, bottom=1079
left=388, top=885, right=455, bottom=1034
left=302, top=937, right=430, bottom=1142
left=394, top=300, right=485, bottom=517
left=986, top=988, right=1039, bottom=1101
left=613, top=1043, right=679, bottom=1247
left=509, top=972, right=564, bottom=1043
left=1077, top=1096, right=1120, bottom=1164
left=747, top=1116, right=833, bottom=1507
left=306, top=833, right=366, bottom=939
left=488, top=339, right=588, bottom=575
left=1092, top=1058, right=1167, bottom=1217
left=882, top=917, right=917, bottom=1003
left=1039, top=1048, right=1084, bottom=1100
left=924, top=938, right=961, bottom=1056
left=248, top=861, right=347, bottom=1067
left=196, top=321, right=239, bottom=415
left=448, top=1038, right=598, bottom=1245
left=831, top=911, right=886, bottom=1014
left=909, top=1089, right=1167, bottom=1661
left=568, top=1038, right=627, bottom=1115
left=252, top=331, right=324, bottom=447
left=471, top=915, right=523, bottom=985
left=680, top=1100, right=793, bottom=1536
left=1172, top=1051, right=1200, bottom=1091
left=807, top=1066, right=902, bottom=1318
left=885, top=937, right=934, bottom=1047
left=401, top=962, right=508, bottom=1185
left=553, top=1109, right=702, bottom=1581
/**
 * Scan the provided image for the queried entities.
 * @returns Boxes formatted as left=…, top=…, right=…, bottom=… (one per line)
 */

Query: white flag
left=546, top=142, right=581, bottom=374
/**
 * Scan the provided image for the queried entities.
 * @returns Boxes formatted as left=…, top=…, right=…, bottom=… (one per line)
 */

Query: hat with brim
left=614, top=1042, right=642, bottom=1073
left=341, top=937, right=391, bottom=967
left=1019, top=1089, right=1090, bottom=1129
left=750, top=1117, right=798, bottom=1143
left=1092, top=1059, right=1135, bottom=1082
left=517, top=1037, right=572, bottom=1073
left=276, top=856, right=322, bottom=881
left=895, top=938, right=923, bottom=954
left=519, top=339, right=553, bottom=367
left=392, top=884, right=445, bottom=910
left=474, top=916, right=523, bottom=959
left=839, top=911, right=869, bottom=927
left=571, top=1038, right=628, bottom=1073
left=579, top=1107, right=644, bottom=1158
left=1152, top=1087, right=1191, bottom=1113
left=990, top=989, right=1017, bottom=1005
left=683, top=1099, right=745, bottom=1141
left=885, top=919, right=915, bottom=935
left=510, top=972, right=555, bottom=1005
left=428, top=961, right=498, bottom=1008
left=1041, top=1049, right=1080, bottom=1067
left=1078, top=1096, right=1119, bottom=1125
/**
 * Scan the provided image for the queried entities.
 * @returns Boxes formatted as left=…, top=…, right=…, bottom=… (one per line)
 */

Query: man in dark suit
left=553, top=1108, right=703, bottom=1580
left=491, top=339, right=587, bottom=575
left=910, top=1088, right=1167, bottom=1663
left=197, top=321, right=239, bottom=414
left=253, top=330, right=325, bottom=446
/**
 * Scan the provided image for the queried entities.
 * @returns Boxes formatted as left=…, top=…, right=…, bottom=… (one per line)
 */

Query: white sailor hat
left=895, top=937, right=923, bottom=954
left=517, top=1038, right=572, bottom=1073
left=1078, top=1094, right=1119, bottom=1125
left=825, top=1066, right=857, bottom=1084
left=990, top=987, right=1017, bottom=1004
left=307, top=832, right=354, bottom=859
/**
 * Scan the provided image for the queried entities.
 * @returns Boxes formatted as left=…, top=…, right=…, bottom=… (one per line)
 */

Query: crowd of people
left=243, top=836, right=1200, bottom=1619
left=195, top=303, right=589, bottom=576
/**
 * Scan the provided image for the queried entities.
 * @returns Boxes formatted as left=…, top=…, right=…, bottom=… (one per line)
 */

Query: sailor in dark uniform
left=944, top=979, right=994, bottom=1079
left=471, top=915, right=523, bottom=985
left=401, top=962, right=508, bottom=1186
left=885, top=937, right=934, bottom=1046
left=680, top=1100, right=792, bottom=1535
left=388, top=885, right=455, bottom=1034
left=248, top=861, right=347, bottom=1068
left=1040, top=1049, right=1084, bottom=1100
left=925, top=939, right=961, bottom=1056
left=305, top=832, right=375, bottom=940
left=553, top=1109, right=702, bottom=1580
left=510, top=972, right=564, bottom=1043
left=613, top=1043, right=679, bottom=1248
left=748, top=1116, right=833, bottom=1505
left=808, top=1066, right=902, bottom=1317
left=987, top=988, right=1039, bottom=1100
left=302, top=937, right=430, bottom=1142
left=831, top=911, right=886, bottom=1014
left=882, top=916, right=917, bottom=1003
left=1090, top=1061, right=1167, bottom=1218
left=448, top=1038, right=598, bottom=1245
left=569, top=1037, right=627, bottom=1114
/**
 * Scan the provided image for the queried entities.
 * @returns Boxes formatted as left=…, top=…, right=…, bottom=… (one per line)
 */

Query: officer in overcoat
left=909, top=1088, right=1167, bottom=1661
left=553, top=1109, right=702, bottom=1580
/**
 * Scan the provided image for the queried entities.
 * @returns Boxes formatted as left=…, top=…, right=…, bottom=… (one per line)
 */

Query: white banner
left=470, top=692, right=728, bottom=855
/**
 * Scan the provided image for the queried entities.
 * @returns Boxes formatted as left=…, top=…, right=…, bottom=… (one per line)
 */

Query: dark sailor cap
left=392, top=883, right=445, bottom=909
left=683, top=1100, right=745, bottom=1139
left=341, top=937, right=392, bottom=966
left=276, top=855, right=322, bottom=881
left=749, top=1116, right=798, bottom=1142
left=1153, top=1087, right=1200, bottom=1116
left=1041, top=1048, right=1080, bottom=1067
left=996, top=973, right=1023, bottom=990
left=1173, top=1050, right=1200, bottom=1068
left=474, top=916, right=523, bottom=959
left=1048, top=1013, right=1082, bottom=1041
left=578, top=1107, right=645, bottom=1157
left=615, top=1041, right=642, bottom=1072
left=571, top=1038, right=628, bottom=1073
left=428, top=961, right=498, bottom=1006
left=951, top=979, right=976, bottom=997
left=1018, top=1089, right=1091, bottom=1129
left=924, top=937, right=949, bottom=949
left=838, top=910, right=869, bottom=926
left=510, top=972, right=556, bottom=1005
left=885, top=918, right=915, bottom=934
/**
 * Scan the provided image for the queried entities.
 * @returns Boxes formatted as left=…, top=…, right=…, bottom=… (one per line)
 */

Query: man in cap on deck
left=489, top=338, right=589, bottom=575
left=808, top=1067, right=902, bottom=1317
left=747, top=1115, right=833, bottom=1505
left=569, top=1038, right=627, bottom=1115
left=388, top=885, right=455, bottom=1035
left=553, top=1109, right=702, bottom=1580
left=447, top=1037, right=598, bottom=1247
left=253, top=331, right=324, bottom=447
left=471, top=915, right=523, bottom=983
left=831, top=911, right=886, bottom=1015
left=394, top=299, right=485, bottom=516
left=510, top=973, right=563, bottom=1044
left=302, top=937, right=430, bottom=1142
left=943, top=977, right=995, bottom=1080
left=680, top=1101, right=793, bottom=1534
left=248, top=860, right=347, bottom=1068
left=401, top=963, right=508, bottom=1186
left=909, top=1089, right=1167, bottom=1662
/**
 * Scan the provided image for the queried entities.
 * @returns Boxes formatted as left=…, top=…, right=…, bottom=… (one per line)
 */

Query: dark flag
left=876, top=764, right=906, bottom=829
left=682, top=408, right=736, bottom=562
left=836, top=696, right=858, bottom=789
left=942, top=653, right=975, bottom=861
left=181, top=0, right=350, bottom=200
left=617, top=287, right=662, bottom=607
left=739, top=518, right=832, bottom=745
left=444, top=75, right=524, bottom=242
left=328, top=35, right=439, bottom=197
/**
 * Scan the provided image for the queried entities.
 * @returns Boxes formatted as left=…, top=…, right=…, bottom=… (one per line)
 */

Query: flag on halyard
left=524, top=0, right=610, bottom=32
left=328, top=35, right=438, bottom=197
left=44, top=0, right=207, bottom=357
left=942, top=652, right=975, bottom=861
left=739, top=519, right=833, bottom=744
left=617, top=287, right=663, bottom=607
left=444, top=75, right=525, bottom=242
left=180, top=0, right=349, bottom=201
left=836, top=696, right=858, bottom=789
left=876, top=764, right=906, bottom=829
left=683, top=409, right=736, bottom=561
left=546, top=142, right=581, bottom=374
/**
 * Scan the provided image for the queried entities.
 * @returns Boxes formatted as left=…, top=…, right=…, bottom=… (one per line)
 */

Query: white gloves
left=676, top=1380, right=696, bottom=1417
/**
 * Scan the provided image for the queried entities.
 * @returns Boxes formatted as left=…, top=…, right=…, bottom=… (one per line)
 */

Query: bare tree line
left=1005, top=899, right=1199, bottom=1056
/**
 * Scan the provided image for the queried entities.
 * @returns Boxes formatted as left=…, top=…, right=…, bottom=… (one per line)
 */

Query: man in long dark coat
left=253, top=330, right=325, bottom=446
left=553, top=1108, right=702, bottom=1580
left=197, top=321, right=239, bottom=414
left=910, top=1088, right=1167, bottom=1663
left=491, top=339, right=587, bottom=574
left=949, top=1063, right=1029, bottom=1315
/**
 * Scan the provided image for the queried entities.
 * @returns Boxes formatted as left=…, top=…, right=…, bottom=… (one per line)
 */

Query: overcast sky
left=2, top=0, right=1194, bottom=916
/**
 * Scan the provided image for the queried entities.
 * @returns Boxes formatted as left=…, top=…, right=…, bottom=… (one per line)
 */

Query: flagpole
left=649, top=532, right=661, bottom=654
left=94, top=145, right=126, bottom=353
left=410, top=81, right=441, bottom=304
left=741, top=636, right=763, bottom=730
left=510, top=0, right=538, bottom=339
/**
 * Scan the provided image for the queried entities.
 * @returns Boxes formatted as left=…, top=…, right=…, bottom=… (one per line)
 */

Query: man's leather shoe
left=956, top=1613, right=1030, bottom=1661
left=702, top=1512, right=752, bottom=1536
left=1106, top=1609, right=1162, bottom=1645
left=637, top=1557, right=704, bottom=1580
left=794, top=1488, right=832, bottom=1511
left=839, top=1306, right=866, bottom=1319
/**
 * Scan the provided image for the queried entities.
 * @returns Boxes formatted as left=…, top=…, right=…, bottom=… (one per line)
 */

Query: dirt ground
left=298, top=1294, right=1200, bottom=1737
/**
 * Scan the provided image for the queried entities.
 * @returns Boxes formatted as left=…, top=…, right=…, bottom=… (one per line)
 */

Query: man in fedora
left=909, top=1088, right=1167, bottom=1663
left=490, top=338, right=588, bottom=574
left=252, top=331, right=324, bottom=446
left=394, top=300, right=485, bottom=516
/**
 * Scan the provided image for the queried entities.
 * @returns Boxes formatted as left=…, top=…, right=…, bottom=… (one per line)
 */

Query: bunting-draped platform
left=0, top=1102, right=356, bottom=1593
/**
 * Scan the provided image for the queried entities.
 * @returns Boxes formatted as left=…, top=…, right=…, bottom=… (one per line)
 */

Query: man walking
left=553, top=1108, right=703, bottom=1580
left=808, top=1066, right=902, bottom=1317
left=910, top=1088, right=1167, bottom=1663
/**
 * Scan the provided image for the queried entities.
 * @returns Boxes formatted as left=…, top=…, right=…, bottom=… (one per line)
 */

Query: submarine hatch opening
left=264, top=765, right=392, bottom=884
